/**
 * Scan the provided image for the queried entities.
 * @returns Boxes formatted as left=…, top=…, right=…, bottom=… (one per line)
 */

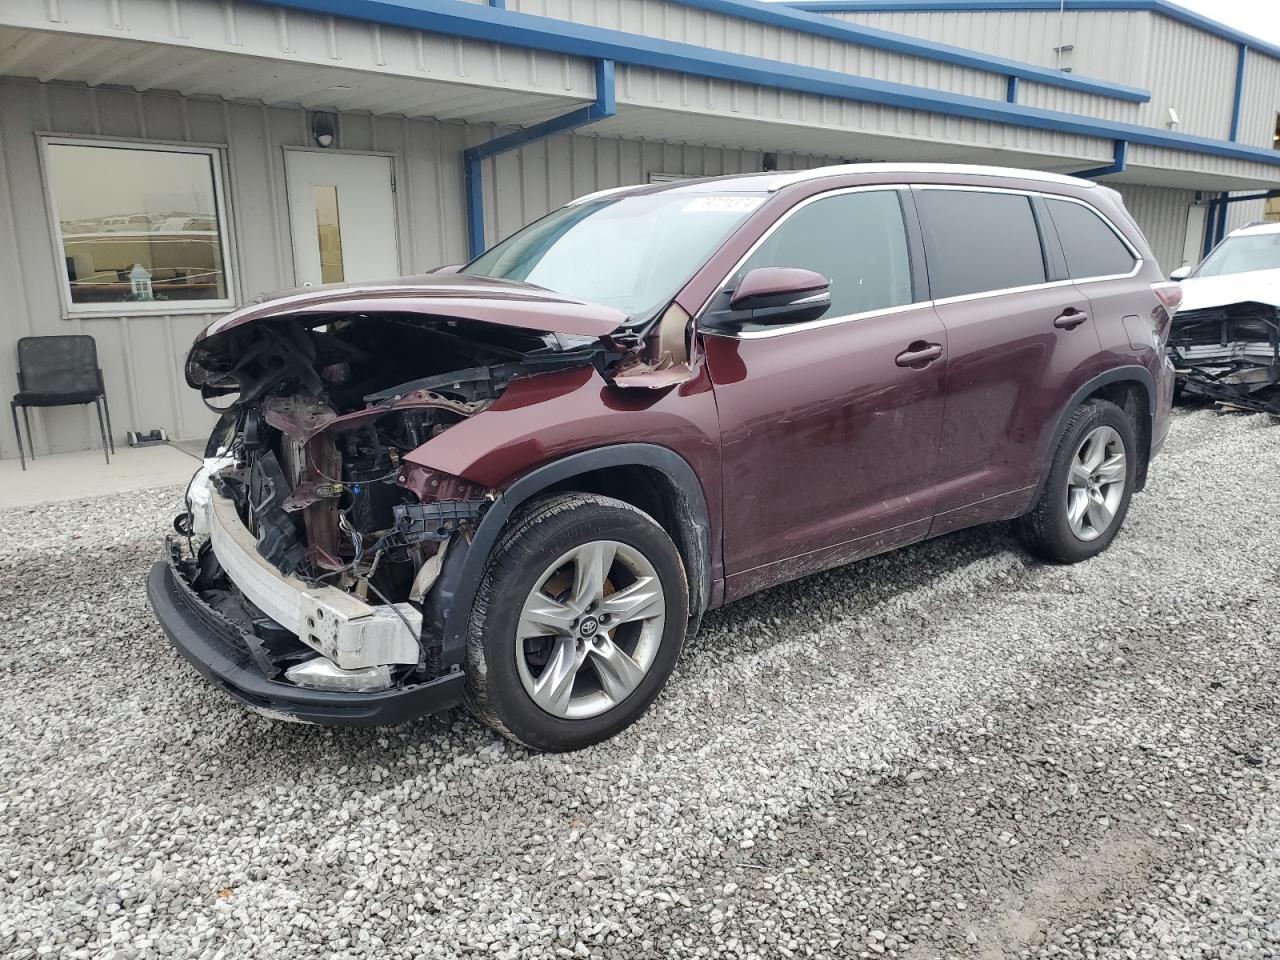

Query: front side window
left=732, top=190, right=914, bottom=318
left=916, top=189, right=1047, bottom=299
left=462, top=192, right=765, bottom=321
left=44, top=140, right=232, bottom=311
left=1194, top=231, right=1280, bottom=277
left=1045, top=198, right=1136, bottom=279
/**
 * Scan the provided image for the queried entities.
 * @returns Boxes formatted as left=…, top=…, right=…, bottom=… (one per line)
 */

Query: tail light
left=1149, top=281, right=1182, bottom=347
left=1151, top=281, right=1183, bottom=313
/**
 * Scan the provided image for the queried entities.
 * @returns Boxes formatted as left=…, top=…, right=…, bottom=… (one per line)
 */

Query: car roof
left=567, top=163, right=1094, bottom=204
left=1227, top=220, right=1280, bottom=238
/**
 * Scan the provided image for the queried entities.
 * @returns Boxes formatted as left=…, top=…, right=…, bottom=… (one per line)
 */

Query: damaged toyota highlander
left=147, top=164, right=1177, bottom=751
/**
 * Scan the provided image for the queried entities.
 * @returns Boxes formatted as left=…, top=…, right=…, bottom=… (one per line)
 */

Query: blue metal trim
left=1229, top=43, right=1246, bottom=142
left=784, top=1, right=1280, bottom=63
left=488, top=0, right=505, bottom=8
left=463, top=59, right=616, bottom=257
left=1073, top=139, right=1127, bottom=178
left=1005, top=75, right=1018, bottom=103
left=1216, top=193, right=1230, bottom=245
left=253, top=0, right=1280, bottom=170
left=1201, top=197, right=1218, bottom=259
left=652, top=0, right=1149, bottom=102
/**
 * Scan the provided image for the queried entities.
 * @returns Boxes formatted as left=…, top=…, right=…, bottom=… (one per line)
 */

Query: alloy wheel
left=1066, top=424, right=1127, bottom=542
left=515, top=540, right=666, bottom=720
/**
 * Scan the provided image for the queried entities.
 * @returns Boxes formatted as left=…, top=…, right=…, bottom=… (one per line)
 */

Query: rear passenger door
left=1040, top=196, right=1147, bottom=359
left=915, top=187, right=1104, bottom=536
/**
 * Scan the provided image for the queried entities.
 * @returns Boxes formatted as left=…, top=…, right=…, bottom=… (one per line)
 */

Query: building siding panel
left=0, top=77, right=817, bottom=458
left=825, top=8, right=1247, bottom=141
left=1116, top=183, right=1197, bottom=274
left=1238, top=50, right=1280, bottom=151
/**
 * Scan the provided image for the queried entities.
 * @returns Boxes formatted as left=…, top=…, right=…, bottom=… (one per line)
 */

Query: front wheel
left=1015, top=398, right=1137, bottom=563
left=464, top=493, right=689, bottom=751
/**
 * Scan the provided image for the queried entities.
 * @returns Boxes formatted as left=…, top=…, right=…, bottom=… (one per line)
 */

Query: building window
left=43, top=139, right=233, bottom=313
left=1274, top=112, right=1280, bottom=150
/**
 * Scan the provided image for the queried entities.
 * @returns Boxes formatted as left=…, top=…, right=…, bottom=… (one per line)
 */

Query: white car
left=1168, top=220, right=1280, bottom=414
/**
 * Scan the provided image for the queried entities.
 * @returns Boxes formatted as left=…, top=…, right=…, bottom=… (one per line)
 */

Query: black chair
left=11, top=335, right=114, bottom=470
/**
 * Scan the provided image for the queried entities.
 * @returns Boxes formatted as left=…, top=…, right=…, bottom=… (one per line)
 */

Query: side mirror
left=727, top=267, right=831, bottom=326
left=1169, top=265, right=1192, bottom=281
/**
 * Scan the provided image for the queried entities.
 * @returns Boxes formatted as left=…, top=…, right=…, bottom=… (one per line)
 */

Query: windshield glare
left=1195, top=232, right=1280, bottom=278
left=461, top=193, right=766, bottom=320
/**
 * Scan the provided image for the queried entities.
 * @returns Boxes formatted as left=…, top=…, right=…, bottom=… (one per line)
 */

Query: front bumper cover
left=145, top=555, right=464, bottom=726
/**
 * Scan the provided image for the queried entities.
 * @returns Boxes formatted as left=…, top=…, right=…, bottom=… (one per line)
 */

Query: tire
left=464, top=492, right=689, bottom=752
left=1015, top=398, right=1137, bottom=564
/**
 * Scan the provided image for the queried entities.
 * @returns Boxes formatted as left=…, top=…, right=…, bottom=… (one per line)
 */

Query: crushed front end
left=146, top=282, right=624, bottom=724
left=1168, top=301, right=1280, bottom=415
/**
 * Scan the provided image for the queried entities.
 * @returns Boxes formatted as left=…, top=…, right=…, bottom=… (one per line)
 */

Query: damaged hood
left=196, top=274, right=630, bottom=343
left=1178, top=269, right=1280, bottom=313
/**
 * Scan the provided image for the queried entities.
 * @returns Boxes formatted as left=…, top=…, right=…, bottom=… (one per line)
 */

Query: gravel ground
left=1, top=406, right=1278, bottom=960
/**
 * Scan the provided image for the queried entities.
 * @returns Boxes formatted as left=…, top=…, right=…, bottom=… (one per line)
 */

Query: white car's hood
left=1178, top=269, right=1280, bottom=312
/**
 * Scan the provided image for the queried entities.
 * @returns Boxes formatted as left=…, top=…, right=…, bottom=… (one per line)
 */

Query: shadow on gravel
left=180, top=523, right=1028, bottom=781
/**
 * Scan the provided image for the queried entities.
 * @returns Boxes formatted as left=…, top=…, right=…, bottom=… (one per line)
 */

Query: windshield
left=1195, top=232, right=1280, bottom=278
left=461, top=192, right=766, bottom=320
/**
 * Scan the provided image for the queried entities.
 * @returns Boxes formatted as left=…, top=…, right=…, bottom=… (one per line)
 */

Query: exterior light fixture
left=311, top=111, right=338, bottom=148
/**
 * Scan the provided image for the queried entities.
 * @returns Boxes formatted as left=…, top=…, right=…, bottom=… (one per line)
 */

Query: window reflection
left=46, top=142, right=229, bottom=306
left=313, top=185, right=345, bottom=284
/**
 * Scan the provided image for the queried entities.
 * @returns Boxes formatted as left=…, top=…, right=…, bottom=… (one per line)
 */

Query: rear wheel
left=464, top=493, right=689, bottom=751
left=1015, top=399, right=1136, bottom=563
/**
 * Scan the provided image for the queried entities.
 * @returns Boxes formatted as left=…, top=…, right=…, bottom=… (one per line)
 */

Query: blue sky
left=1179, top=0, right=1280, bottom=46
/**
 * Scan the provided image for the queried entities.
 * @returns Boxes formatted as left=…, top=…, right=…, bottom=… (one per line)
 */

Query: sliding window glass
left=43, top=140, right=233, bottom=312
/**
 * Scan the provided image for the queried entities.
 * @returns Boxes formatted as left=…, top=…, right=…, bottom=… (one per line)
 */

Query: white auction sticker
left=682, top=196, right=765, bottom=213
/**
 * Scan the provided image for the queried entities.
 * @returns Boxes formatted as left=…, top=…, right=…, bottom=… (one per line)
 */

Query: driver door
left=700, top=188, right=948, bottom=601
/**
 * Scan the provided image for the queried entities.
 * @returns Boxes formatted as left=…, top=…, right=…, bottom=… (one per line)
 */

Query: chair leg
left=21, top=406, right=34, bottom=461
left=100, top=393, right=115, bottom=454
left=94, top=399, right=110, bottom=465
left=10, top=403, right=24, bottom=471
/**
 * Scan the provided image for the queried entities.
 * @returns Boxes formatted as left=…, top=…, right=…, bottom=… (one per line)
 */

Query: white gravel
left=1, top=406, right=1278, bottom=960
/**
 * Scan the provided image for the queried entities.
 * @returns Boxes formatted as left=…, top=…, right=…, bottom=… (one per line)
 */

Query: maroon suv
left=147, top=164, right=1179, bottom=751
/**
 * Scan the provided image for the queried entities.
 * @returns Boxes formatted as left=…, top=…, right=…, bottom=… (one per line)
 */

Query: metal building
left=1, top=0, right=1276, bottom=459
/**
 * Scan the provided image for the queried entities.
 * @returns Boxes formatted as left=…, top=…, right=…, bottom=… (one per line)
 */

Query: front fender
left=402, top=366, right=722, bottom=677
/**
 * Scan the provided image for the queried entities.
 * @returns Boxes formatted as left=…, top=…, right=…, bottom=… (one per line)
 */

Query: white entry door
left=284, top=150, right=399, bottom=287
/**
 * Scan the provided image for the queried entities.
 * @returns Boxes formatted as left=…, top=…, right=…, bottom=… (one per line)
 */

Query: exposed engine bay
left=169, top=308, right=620, bottom=692
left=1168, top=301, right=1280, bottom=415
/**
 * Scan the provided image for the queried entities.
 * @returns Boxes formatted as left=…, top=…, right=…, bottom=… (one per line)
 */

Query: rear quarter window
left=916, top=190, right=1047, bottom=299
left=1045, top=198, right=1137, bottom=279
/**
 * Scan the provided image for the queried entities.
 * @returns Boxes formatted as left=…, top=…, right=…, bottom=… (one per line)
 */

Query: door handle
left=1054, top=309, right=1089, bottom=330
left=895, top=341, right=943, bottom=367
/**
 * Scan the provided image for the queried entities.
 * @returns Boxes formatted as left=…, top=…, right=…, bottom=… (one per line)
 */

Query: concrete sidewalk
left=0, top=444, right=198, bottom=510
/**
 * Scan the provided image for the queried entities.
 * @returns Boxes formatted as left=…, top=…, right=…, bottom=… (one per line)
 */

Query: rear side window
left=735, top=190, right=913, bottom=318
left=1045, top=198, right=1137, bottom=279
left=916, top=190, right=1047, bottom=299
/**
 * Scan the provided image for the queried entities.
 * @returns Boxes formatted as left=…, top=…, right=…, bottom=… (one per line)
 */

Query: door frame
left=280, top=145, right=405, bottom=287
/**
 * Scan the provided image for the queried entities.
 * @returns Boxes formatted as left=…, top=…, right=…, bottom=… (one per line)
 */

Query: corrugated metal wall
left=825, top=7, right=1258, bottom=142
left=1223, top=197, right=1267, bottom=235
left=1115, top=183, right=1197, bottom=273
left=514, top=0, right=1004, bottom=98
left=827, top=8, right=1148, bottom=124
left=0, top=77, right=826, bottom=459
left=1238, top=51, right=1280, bottom=151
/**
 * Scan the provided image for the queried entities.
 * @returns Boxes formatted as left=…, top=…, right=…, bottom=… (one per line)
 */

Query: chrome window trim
left=696, top=184, right=926, bottom=340
left=697, top=182, right=1145, bottom=341
left=1036, top=191, right=1144, bottom=283
left=731, top=301, right=929, bottom=340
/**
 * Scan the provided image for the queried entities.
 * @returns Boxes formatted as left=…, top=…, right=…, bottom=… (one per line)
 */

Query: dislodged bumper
left=1168, top=302, right=1280, bottom=414
left=203, top=491, right=421, bottom=671
left=145, top=555, right=464, bottom=725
